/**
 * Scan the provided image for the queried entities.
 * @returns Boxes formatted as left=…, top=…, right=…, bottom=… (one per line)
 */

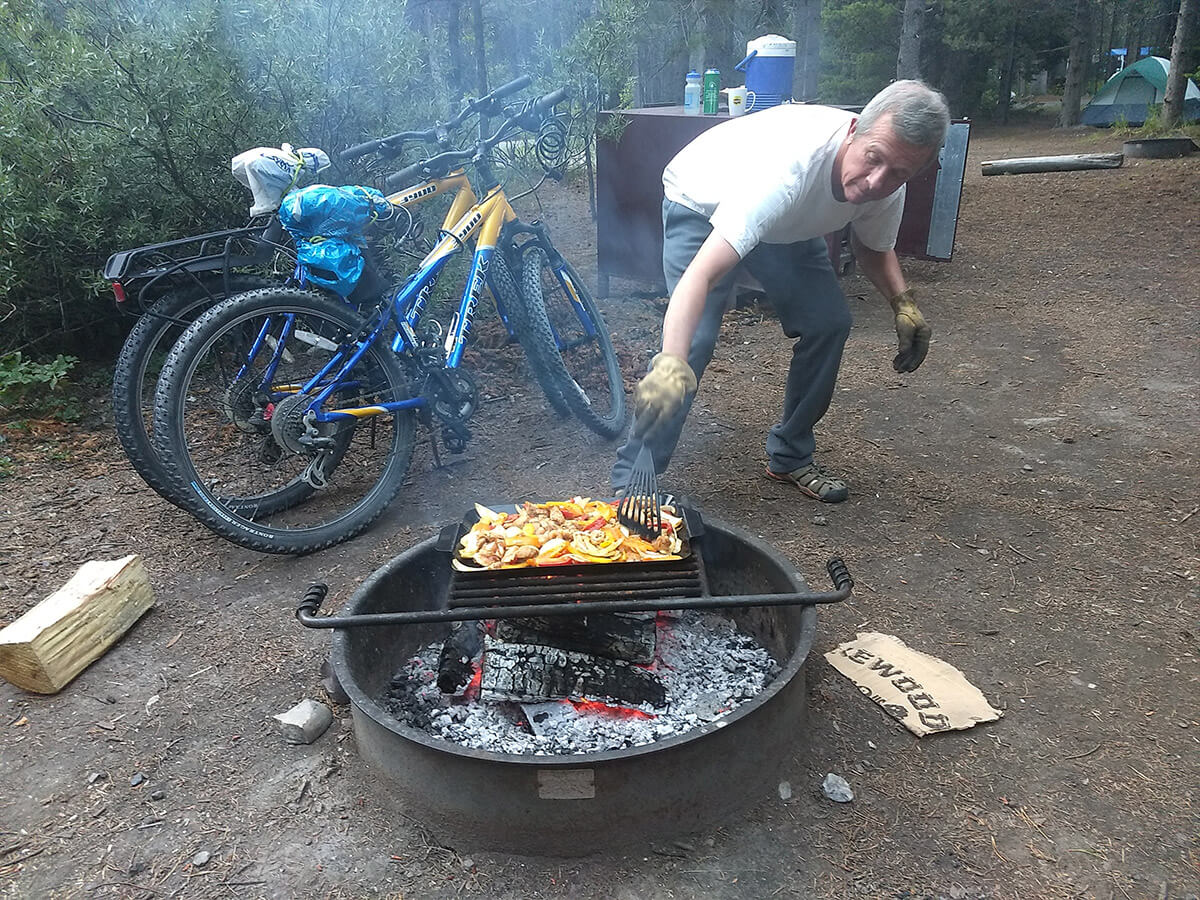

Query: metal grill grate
left=448, top=554, right=707, bottom=610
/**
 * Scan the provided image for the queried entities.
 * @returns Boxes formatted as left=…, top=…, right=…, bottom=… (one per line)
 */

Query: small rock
left=822, top=773, right=854, bottom=803
left=129, top=773, right=146, bottom=787
left=460, top=858, right=474, bottom=870
left=150, top=790, right=166, bottom=801
left=191, top=850, right=211, bottom=868
left=778, top=780, right=793, bottom=800
left=1022, top=464, right=1034, bottom=472
left=866, top=740, right=876, bottom=750
left=1062, top=436, right=1076, bottom=444
left=811, top=514, right=828, bottom=526
left=88, top=772, right=107, bottom=785
left=273, top=699, right=334, bottom=745
left=949, top=886, right=968, bottom=899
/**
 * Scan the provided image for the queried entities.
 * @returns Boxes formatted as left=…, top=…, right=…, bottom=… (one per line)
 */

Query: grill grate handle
left=296, top=558, right=853, bottom=630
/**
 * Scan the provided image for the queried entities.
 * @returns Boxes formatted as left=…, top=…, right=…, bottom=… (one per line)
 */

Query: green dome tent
left=1081, top=56, right=1200, bottom=126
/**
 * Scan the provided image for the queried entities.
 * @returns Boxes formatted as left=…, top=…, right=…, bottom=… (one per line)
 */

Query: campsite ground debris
left=1, top=120, right=1197, bottom=899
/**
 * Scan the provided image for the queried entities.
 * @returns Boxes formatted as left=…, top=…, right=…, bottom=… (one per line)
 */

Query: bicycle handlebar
left=382, top=85, right=570, bottom=191
left=528, top=88, right=569, bottom=119
left=340, top=129, right=440, bottom=162
left=339, top=76, right=534, bottom=163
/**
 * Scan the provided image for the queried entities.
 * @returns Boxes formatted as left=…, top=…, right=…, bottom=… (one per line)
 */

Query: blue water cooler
left=734, top=34, right=796, bottom=112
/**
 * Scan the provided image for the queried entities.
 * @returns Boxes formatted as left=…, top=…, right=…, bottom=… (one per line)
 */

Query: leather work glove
left=632, top=352, right=697, bottom=438
left=889, top=288, right=931, bottom=373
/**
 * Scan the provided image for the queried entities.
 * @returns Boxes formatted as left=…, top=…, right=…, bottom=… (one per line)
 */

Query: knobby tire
left=112, top=276, right=273, bottom=505
left=518, top=246, right=627, bottom=439
left=488, top=245, right=570, bottom=417
left=153, top=288, right=415, bottom=554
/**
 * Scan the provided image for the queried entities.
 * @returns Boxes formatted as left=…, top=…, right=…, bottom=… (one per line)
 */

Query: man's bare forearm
left=851, top=234, right=907, bottom=300
left=661, top=230, right=740, bottom=358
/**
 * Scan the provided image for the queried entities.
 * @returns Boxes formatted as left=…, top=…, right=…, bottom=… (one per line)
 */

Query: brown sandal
left=765, top=464, right=848, bottom=503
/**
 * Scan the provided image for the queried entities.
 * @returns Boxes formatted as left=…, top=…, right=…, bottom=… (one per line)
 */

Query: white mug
left=725, top=86, right=756, bottom=117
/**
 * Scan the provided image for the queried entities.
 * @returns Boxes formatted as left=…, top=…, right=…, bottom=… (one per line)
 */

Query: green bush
left=0, top=0, right=425, bottom=361
left=0, top=352, right=77, bottom=413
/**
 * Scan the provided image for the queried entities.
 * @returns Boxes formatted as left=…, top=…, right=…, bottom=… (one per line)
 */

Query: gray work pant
left=612, top=199, right=852, bottom=491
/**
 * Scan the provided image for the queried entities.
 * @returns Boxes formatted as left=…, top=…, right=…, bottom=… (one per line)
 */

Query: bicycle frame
left=240, top=171, right=521, bottom=425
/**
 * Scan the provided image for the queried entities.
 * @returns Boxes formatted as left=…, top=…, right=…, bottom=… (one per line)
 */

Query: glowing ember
left=570, top=699, right=655, bottom=720
left=381, top=610, right=778, bottom=755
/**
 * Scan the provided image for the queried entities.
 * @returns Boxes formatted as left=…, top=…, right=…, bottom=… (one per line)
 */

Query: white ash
left=381, top=611, right=780, bottom=755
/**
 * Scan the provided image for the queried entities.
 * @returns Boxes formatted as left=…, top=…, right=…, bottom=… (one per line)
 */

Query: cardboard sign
left=825, top=632, right=1002, bottom=736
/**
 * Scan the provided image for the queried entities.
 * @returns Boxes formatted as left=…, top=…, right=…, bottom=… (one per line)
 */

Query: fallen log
left=0, top=555, right=155, bottom=693
left=981, top=152, right=1123, bottom=176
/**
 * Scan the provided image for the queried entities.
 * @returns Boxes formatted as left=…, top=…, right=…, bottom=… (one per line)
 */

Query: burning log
left=495, top=612, right=657, bottom=664
left=437, top=620, right=484, bottom=694
left=481, top=635, right=666, bottom=708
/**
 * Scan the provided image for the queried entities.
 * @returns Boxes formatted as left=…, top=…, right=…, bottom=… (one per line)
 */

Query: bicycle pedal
left=441, top=424, right=471, bottom=454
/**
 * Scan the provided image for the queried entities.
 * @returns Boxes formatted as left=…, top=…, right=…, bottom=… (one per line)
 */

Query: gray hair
left=858, top=80, right=950, bottom=149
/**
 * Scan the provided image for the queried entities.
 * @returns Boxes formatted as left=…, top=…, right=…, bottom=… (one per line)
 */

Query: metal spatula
left=617, top=445, right=662, bottom=540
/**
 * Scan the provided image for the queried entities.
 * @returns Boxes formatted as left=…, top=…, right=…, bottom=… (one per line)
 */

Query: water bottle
left=702, top=68, right=721, bottom=115
left=683, top=71, right=702, bottom=115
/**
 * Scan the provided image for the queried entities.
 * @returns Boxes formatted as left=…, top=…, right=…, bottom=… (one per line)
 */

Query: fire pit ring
left=327, top=516, right=827, bottom=855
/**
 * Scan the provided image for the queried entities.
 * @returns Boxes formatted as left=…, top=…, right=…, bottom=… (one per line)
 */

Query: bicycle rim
left=520, top=247, right=628, bottom=438
left=158, top=290, right=415, bottom=553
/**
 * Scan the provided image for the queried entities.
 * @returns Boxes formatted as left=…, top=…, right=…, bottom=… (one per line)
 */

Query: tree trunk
left=1099, top=0, right=1118, bottom=88
left=896, top=0, right=925, bottom=80
left=1059, top=0, right=1091, bottom=126
left=471, top=0, right=488, bottom=96
left=422, top=2, right=446, bottom=116
left=447, top=0, right=463, bottom=104
left=791, top=0, right=822, bottom=101
left=998, top=13, right=1017, bottom=123
left=1162, top=0, right=1197, bottom=126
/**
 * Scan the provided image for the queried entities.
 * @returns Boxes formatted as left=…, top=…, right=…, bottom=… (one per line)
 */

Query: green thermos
left=702, top=68, right=720, bottom=115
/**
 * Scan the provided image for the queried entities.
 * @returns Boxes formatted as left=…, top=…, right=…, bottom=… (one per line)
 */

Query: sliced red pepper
left=581, top=517, right=607, bottom=531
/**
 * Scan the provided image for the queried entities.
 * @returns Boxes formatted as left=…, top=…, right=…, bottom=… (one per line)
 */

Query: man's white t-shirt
left=662, top=104, right=906, bottom=257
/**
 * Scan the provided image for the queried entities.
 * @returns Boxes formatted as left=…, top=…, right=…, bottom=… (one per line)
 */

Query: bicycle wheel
left=112, top=275, right=272, bottom=505
left=519, top=245, right=627, bottom=438
left=154, top=288, right=416, bottom=554
left=487, top=246, right=570, bottom=417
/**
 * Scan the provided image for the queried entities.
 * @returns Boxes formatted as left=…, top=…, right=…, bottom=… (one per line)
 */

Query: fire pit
left=304, top=511, right=850, bottom=855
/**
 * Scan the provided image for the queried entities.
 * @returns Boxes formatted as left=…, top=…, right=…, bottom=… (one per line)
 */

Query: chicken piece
left=474, top=535, right=505, bottom=568
left=511, top=545, right=538, bottom=562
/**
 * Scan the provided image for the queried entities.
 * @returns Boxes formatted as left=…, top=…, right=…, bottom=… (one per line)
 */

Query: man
left=611, top=79, right=950, bottom=503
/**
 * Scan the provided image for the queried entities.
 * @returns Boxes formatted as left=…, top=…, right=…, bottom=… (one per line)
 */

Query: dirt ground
left=2, top=119, right=1197, bottom=900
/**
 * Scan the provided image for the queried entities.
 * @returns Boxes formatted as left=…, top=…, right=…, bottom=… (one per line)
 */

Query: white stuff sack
left=231, top=144, right=331, bottom=216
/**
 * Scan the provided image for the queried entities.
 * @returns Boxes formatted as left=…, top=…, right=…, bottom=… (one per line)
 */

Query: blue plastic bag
left=279, top=184, right=387, bottom=298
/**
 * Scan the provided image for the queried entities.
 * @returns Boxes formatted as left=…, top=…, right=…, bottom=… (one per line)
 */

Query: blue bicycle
left=152, top=81, right=626, bottom=554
